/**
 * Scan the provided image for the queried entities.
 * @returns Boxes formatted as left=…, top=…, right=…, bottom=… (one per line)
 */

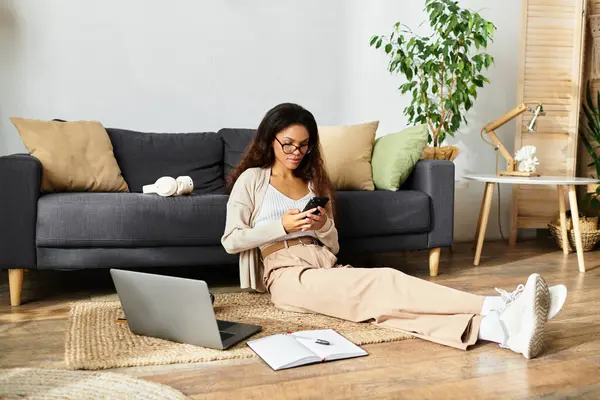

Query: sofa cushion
left=371, top=124, right=429, bottom=191
left=105, top=128, right=225, bottom=194
left=335, top=190, right=430, bottom=237
left=36, top=193, right=229, bottom=248
left=219, top=128, right=256, bottom=178
left=319, top=121, right=378, bottom=191
left=10, top=117, right=129, bottom=193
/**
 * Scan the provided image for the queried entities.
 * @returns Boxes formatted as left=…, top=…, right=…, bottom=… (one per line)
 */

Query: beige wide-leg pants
left=263, top=244, right=485, bottom=350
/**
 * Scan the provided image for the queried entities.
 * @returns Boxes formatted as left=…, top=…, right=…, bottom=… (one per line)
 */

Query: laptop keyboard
left=220, top=331, right=235, bottom=341
left=217, top=320, right=236, bottom=331
left=217, top=320, right=236, bottom=341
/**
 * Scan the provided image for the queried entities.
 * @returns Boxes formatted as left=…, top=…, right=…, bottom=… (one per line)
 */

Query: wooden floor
left=2, top=238, right=600, bottom=399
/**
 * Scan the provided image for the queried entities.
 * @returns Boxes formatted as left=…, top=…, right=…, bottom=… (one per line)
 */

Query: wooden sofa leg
left=429, top=248, right=440, bottom=277
left=9, top=269, right=24, bottom=306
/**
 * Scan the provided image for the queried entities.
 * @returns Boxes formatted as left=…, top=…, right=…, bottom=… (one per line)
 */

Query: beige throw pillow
left=10, top=117, right=129, bottom=193
left=318, top=121, right=378, bottom=190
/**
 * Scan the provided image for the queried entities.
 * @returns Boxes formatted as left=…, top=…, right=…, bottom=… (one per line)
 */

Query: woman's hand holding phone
left=304, top=207, right=327, bottom=231
left=282, top=209, right=314, bottom=233
left=282, top=207, right=328, bottom=233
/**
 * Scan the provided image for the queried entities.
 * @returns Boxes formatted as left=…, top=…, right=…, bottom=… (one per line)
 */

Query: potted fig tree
left=370, top=0, right=497, bottom=160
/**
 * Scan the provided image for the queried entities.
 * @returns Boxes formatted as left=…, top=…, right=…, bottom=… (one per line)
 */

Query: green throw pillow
left=371, top=124, right=429, bottom=191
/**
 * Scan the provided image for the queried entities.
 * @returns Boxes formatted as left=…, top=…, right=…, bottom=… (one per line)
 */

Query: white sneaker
left=495, top=284, right=566, bottom=321
left=493, top=273, right=550, bottom=359
left=548, top=284, right=567, bottom=320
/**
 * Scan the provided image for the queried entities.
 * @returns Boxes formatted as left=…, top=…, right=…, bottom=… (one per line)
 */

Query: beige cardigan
left=221, top=166, right=339, bottom=292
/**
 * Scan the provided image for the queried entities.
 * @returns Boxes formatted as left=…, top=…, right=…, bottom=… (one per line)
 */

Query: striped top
left=254, top=183, right=318, bottom=249
left=221, top=167, right=339, bottom=292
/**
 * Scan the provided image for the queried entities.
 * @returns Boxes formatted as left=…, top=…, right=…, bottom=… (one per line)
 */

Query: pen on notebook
left=287, top=332, right=330, bottom=345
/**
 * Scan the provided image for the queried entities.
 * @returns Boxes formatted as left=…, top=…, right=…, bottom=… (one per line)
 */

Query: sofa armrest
left=0, top=154, right=41, bottom=268
left=403, top=159, right=454, bottom=248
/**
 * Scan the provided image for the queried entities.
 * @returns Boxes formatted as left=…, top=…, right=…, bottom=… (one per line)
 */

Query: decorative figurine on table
left=514, top=145, right=540, bottom=174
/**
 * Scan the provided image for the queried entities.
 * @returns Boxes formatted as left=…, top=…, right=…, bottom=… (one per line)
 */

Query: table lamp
left=480, top=102, right=545, bottom=176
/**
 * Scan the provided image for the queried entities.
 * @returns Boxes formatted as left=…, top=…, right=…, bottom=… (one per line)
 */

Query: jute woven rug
left=0, top=368, right=189, bottom=399
left=65, top=292, right=413, bottom=370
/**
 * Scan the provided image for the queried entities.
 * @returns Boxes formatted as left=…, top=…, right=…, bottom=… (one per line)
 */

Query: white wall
left=0, top=0, right=523, bottom=243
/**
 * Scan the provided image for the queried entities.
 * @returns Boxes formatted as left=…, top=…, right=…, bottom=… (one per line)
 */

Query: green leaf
left=430, top=9, right=441, bottom=26
left=439, top=13, right=448, bottom=27
left=370, top=36, right=378, bottom=46
left=585, top=80, right=600, bottom=127
left=432, top=84, right=438, bottom=94
left=580, top=130, right=599, bottom=163
left=385, top=43, right=393, bottom=54
left=484, top=54, right=493, bottom=68
left=583, top=101, right=599, bottom=137
left=438, top=130, right=447, bottom=144
left=468, top=14, right=475, bottom=31
left=465, top=98, right=473, bottom=111
left=376, top=38, right=383, bottom=49
left=582, top=126, right=600, bottom=150
left=451, top=113, right=461, bottom=130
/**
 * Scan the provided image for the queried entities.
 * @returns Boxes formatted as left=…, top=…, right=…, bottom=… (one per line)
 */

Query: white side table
left=463, top=174, right=599, bottom=272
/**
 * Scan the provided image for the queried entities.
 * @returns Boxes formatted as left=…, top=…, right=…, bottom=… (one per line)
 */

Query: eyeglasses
left=274, top=137, right=313, bottom=155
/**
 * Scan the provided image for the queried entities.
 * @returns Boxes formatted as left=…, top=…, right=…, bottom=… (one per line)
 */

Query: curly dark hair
left=226, top=102, right=336, bottom=215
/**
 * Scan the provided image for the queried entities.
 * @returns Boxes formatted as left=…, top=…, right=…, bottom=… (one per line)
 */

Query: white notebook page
left=247, top=334, right=318, bottom=370
left=290, top=329, right=368, bottom=361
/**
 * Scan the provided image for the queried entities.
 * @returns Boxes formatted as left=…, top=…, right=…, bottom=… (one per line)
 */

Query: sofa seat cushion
left=36, top=193, right=229, bottom=247
left=335, top=190, right=430, bottom=238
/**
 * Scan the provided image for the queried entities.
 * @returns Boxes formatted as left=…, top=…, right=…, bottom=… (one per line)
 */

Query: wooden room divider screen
left=510, top=0, right=589, bottom=245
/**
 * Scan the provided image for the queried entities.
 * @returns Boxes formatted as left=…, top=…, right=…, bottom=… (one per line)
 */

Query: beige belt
left=261, top=236, right=321, bottom=259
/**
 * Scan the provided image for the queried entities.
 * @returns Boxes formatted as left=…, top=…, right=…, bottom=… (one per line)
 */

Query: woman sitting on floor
left=221, top=102, right=567, bottom=359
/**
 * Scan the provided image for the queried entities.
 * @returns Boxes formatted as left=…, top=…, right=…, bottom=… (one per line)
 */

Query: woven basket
left=565, top=215, right=599, bottom=232
left=421, top=146, right=460, bottom=161
left=548, top=221, right=600, bottom=252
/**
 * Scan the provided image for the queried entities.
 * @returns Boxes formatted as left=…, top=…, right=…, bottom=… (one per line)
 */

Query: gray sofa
left=0, top=127, right=455, bottom=306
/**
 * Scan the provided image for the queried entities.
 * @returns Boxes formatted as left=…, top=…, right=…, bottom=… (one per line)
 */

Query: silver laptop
left=110, top=269, right=261, bottom=350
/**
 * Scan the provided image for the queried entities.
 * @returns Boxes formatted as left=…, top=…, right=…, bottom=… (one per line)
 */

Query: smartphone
left=302, top=196, right=329, bottom=215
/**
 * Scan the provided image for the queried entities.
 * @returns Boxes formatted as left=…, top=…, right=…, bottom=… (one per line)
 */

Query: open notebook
left=247, top=329, right=368, bottom=371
